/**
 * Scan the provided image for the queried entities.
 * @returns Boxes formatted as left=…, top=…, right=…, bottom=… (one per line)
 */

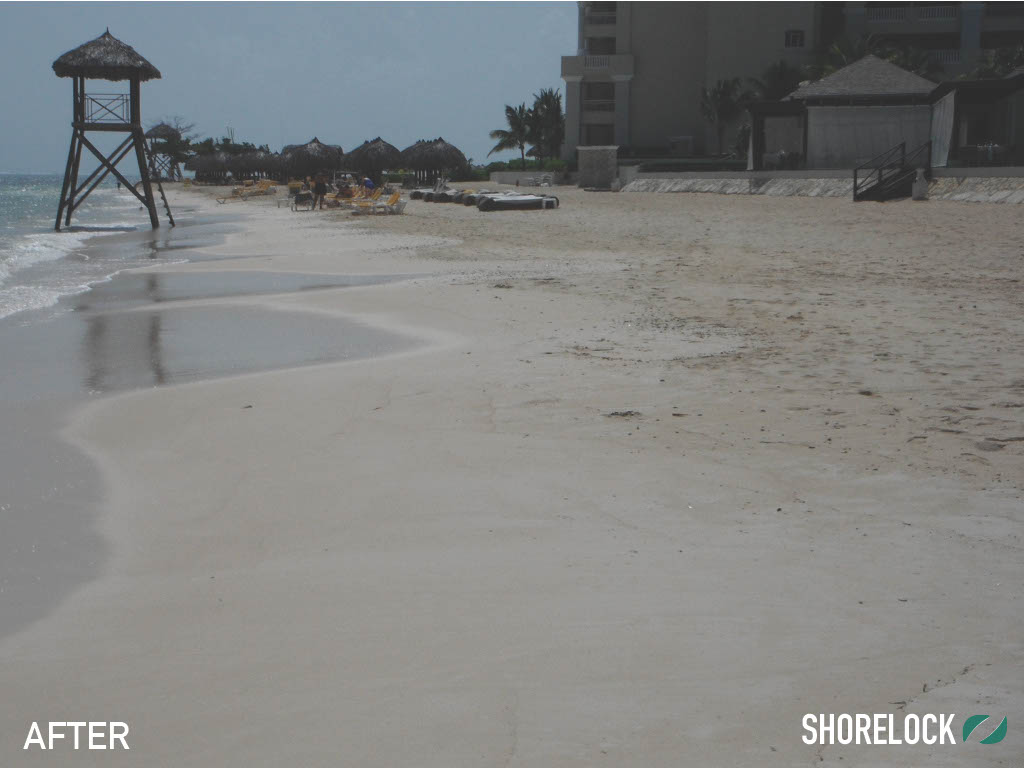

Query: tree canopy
left=488, top=103, right=532, bottom=169
left=489, top=88, right=566, bottom=170
left=700, top=78, right=749, bottom=155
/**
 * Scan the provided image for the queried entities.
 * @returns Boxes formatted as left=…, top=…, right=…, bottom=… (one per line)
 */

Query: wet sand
left=0, top=213, right=415, bottom=644
left=1, top=183, right=1021, bottom=767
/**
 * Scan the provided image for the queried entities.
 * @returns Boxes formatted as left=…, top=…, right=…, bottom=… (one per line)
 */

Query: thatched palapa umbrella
left=345, top=137, right=400, bottom=183
left=400, top=137, right=467, bottom=184
left=188, top=151, right=230, bottom=184
left=283, top=137, right=343, bottom=179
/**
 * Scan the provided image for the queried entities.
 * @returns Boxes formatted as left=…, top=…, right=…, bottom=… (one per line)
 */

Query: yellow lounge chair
left=352, top=191, right=402, bottom=215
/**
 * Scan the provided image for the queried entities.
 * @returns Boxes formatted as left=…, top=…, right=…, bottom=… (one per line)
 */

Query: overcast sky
left=0, top=1, right=576, bottom=174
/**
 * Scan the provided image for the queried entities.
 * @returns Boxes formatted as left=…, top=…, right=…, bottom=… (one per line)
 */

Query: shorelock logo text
left=802, top=714, right=1007, bottom=746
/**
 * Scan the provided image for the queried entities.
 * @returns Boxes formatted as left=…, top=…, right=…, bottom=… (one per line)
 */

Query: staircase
left=154, top=177, right=175, bottom=226
left=853, top=141, right=931, bottom=202
left=142, top=143, right=175, bottom=227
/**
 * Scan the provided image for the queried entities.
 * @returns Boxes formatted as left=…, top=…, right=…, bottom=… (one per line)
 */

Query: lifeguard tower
left=145, top=123, right=184, bottom=182
left=52, top=30, right=173, bottom=231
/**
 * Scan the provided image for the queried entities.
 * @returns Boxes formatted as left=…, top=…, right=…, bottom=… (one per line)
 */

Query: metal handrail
left=854, top=142, right=904, bottom=199
left=853, top=141, right=932, bottom=200
left=904, top=140, right=933, bottom=177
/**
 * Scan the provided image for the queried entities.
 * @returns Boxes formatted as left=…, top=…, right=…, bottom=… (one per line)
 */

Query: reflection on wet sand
left=0, top=267, right=414, bottom=639
left=73, top=273, right=413, bottom=394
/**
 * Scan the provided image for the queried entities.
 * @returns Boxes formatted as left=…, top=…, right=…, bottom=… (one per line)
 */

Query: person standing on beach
left=312, top=174, right=328, bottom=210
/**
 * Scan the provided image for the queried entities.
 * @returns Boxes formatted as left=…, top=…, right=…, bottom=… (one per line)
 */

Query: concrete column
left=960, top=2, right=983, bottom=65
left=616, top=1, right=631, bottom=54
left=577, top=2, right=586, bottom=55
left=563, top=76, right=582, bottom=161
left=612, top=75, right=632, bottom=148
left=844, top=2, right=866, bottom=41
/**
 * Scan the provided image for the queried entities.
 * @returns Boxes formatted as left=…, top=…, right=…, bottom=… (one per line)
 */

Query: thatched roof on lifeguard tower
left=52, top=30, right=161, bottom=82
left=145, top=122, right=181, bottom=140
left=786, top=55, right=935, bottom=103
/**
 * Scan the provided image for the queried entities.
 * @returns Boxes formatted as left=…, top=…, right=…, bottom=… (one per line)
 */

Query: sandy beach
left=1, top=184, right=1021, bottom=766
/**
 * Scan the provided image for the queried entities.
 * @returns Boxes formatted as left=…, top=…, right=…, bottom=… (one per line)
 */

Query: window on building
left=785, top=29, right=805, bottom=48
left=586, top=37, right=616, bottom=55
left=583, top=82, right=615, bottom=112
left=583, top=124, right=615, bottom=146
left=583, top=82, right=615, bottom=100
left=585, top=2, right=617, bottom=25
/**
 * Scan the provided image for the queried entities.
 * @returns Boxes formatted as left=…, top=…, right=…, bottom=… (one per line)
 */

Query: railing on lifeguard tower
left=83, top=93, right=130, bottom=124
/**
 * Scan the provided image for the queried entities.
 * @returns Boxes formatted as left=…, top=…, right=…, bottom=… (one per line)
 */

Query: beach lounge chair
left=292, top=191, right=314, bottom=211
left=352, top=192, right=399, bottom=217
left=350, top=190, right=394, bottom=215
left=477, top=193, right=558, bottom=212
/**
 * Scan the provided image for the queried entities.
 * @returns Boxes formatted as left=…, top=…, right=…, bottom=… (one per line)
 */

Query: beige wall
left=705, top=3, right=818, bottom=84
left=626, top=3, right=820, bottom=153
left=628, top=4, right=708, bottom=151
left=703, top=3, right=818, bottom=152
left=568, top=2, right=825, bottom=155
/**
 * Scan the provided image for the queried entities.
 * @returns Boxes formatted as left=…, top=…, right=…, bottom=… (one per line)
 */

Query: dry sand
left=1, top=183, right=1021, bottom=766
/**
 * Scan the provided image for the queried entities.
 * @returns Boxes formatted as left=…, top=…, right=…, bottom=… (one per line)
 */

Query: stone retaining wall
left=622, top=175, right=1024, bottom=203
left=927, top=177, right=1024, bottom=203
left=623, top=177, right=854, bottom=197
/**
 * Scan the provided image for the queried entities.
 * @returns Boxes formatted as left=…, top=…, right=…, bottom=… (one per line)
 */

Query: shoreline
left=0, top=194, right=432, bottom=643
left=2, top=184, right=1021, bottom=766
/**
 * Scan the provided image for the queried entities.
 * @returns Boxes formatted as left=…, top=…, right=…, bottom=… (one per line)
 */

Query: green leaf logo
left=962, top=715, right=1007, bottom=744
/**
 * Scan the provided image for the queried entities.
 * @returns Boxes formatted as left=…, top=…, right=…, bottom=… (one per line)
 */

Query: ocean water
left=0, top=173, right=161, bottom=321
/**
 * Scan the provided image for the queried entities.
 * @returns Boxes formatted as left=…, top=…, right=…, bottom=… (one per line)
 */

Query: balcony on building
left=983, top=1, right=1024, bottom=29
left=878, top=32, right=965, bottom=74
left=862, top=3, right=960, bottom=32
left=561, top=52, right=634, bottom=79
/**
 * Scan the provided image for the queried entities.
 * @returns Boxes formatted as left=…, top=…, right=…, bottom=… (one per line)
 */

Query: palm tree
left=700, top=78, right=746, bottom=155
left=886, top=45, right=944, bottom=80
left=966, top=43, right=1024, bottom=79
left=530, top=88, right=565, bottom=167
left=527, top=106, right=546, bottom=168
left=748, top=60, right=805, bottom=100
left=806, top=33, right=943, bottom=81
left=489, top=103, right=531, bottom=169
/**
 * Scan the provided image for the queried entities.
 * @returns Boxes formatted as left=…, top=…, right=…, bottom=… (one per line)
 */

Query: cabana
left=748, top=57, right=1024, bottom=172
left=930, top=67, right=1024, bottom=167
left=747, top=55, right=937, bottom=170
